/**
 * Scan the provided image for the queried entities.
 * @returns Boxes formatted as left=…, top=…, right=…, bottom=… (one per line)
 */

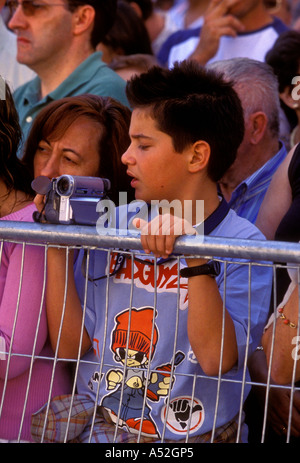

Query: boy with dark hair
left=124, top=60, right=245, bottom=182
left=36, top=61, right=272, bottom=443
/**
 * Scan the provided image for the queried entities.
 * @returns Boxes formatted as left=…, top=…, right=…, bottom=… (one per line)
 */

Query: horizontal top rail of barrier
left=0, top=220, right=299, bottom=264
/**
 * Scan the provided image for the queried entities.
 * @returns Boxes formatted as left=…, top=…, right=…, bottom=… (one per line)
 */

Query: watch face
left=210, top=260, right=221, bottom=276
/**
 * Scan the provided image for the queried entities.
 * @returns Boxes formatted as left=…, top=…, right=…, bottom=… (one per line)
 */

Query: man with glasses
left=6, top=0, right=129, bottom=154
left=0, top=0, right=35, bottom=89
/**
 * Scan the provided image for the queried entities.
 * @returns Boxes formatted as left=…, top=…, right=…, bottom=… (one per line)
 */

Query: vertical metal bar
left=237, top=262, right=253, bottom=443
left=136, top=254, right=158, bottom=443
left=261, top=262, right=278, bottom=443
left=63, top=246, right=93, bottom=443
left=285, top=265, right=300, bottom=443
left=0, top=242, right=4, bottom=362
left=112, top=250, right=135, bottom=443
left=38, top=244, right=69, bottom=442
left=160, top=255, right=182, bottom=442
left=184, top=372, right=198, bottom=443
left=17, top=243, right=47, bottom=441
left=211, top=259, right=227, bottom=442
left=87, top=248, right=112, bottom=443
left=0, top=242, right=26, bottom=432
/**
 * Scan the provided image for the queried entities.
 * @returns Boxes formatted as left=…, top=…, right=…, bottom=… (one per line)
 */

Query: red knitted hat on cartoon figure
left=111, top=307, right=158, bottom=359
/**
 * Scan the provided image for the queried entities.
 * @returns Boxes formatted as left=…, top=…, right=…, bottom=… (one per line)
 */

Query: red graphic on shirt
left=108, top=253, right=189, bottom=306
left=98, top=307, right=185, bottom=439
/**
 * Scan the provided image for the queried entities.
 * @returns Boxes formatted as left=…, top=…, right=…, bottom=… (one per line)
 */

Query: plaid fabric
left=31, top=394, right=241, bottom=443
left=31, top=394, right=96, bottom=443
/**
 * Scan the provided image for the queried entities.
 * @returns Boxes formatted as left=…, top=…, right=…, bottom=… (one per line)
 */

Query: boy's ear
left=188, top=141, right=210, bottom=173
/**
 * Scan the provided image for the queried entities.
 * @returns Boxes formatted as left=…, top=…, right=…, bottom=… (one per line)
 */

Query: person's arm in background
left=188, top=0, right=245, bottom=65
left=33, top=193, right=92, bottom=360
left=256, top=146, right=295, bottom=239
left=248, top=348, right=300, bottom=438
left=45, top=246, right=92, bottom=359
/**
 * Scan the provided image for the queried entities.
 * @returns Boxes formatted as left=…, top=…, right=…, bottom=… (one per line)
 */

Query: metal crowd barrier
left=0, top=221, right=300, bottom=444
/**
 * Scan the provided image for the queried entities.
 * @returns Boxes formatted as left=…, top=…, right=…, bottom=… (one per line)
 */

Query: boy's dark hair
left=66, top=0, right=117, bottom=49
left=125, top=60, right=245, bottom=182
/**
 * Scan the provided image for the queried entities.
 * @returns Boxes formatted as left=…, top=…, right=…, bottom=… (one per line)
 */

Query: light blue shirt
left=74, top=200, right=272, bottom=442
left=13, top=52, right=129, bottom=156
left=227, top=142, right=287, bottom=224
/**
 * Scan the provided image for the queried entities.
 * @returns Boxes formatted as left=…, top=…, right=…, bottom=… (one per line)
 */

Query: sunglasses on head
left=5, top=0, right=71, bottom=16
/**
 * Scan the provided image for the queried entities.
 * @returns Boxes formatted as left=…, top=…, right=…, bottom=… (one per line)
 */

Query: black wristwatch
left=180, top=260, right=220, bottom=278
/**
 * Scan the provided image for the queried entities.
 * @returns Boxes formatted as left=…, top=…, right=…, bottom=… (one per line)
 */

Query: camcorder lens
left=57, top=177, right=72, bottom=196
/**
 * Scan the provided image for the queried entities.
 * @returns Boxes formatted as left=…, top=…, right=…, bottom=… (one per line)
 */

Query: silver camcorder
left=32, top=175, right=111, bottom=225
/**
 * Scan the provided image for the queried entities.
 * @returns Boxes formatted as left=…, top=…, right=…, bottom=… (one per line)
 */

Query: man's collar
left=21, top=51, right=105, bottom=105
left=225, top=141, right=287, bottom=200
left=237, top=141, right=287, bottom=191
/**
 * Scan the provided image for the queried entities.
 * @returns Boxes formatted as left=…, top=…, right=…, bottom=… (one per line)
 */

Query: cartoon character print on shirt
left=99, top=306, right=185, bottom=439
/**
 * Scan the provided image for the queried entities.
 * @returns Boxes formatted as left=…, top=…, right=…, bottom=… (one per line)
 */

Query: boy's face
left=122, top=108, right=190, bottom=204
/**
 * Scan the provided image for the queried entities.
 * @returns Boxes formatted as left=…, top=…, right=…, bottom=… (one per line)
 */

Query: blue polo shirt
left=227, top=142, right=287, bottom=224
left=13, top=52, right=129, bottom=155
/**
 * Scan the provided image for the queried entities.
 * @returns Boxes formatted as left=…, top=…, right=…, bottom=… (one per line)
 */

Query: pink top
left=0, top=203, right=72, bottom=442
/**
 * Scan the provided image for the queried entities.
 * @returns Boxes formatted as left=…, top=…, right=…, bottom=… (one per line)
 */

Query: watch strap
left=180, top=260, right=220, bottom=278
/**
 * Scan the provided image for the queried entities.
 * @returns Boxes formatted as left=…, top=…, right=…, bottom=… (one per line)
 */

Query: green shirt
left=13, top=52, right=130, bottom=156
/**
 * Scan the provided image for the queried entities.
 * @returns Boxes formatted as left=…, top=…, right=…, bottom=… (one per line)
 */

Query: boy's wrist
left=181, top=260, right=220, bottom=278
left=185, top=257, right=208, bottom=267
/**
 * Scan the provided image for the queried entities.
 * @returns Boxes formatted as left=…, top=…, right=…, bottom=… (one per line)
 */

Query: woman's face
left=33, top=117, right=102, bottom=179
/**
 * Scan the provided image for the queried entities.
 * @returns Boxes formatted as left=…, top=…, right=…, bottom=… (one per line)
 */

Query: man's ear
left=248, top=111, right=268, bottom=144
left=280, top=85, right=299, bottom=110
left=72, top=5, right=95, bottom=36
left=188, top=141, right=210, bottom=173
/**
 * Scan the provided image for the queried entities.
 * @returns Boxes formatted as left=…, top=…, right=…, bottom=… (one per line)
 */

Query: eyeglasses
left=117, top=348, right=147, bottom=364
left=5, top=0, right=69, bottom=16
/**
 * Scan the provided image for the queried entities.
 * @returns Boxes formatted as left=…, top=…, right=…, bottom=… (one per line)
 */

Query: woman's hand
left=34, top=193, right=46, bottom=213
